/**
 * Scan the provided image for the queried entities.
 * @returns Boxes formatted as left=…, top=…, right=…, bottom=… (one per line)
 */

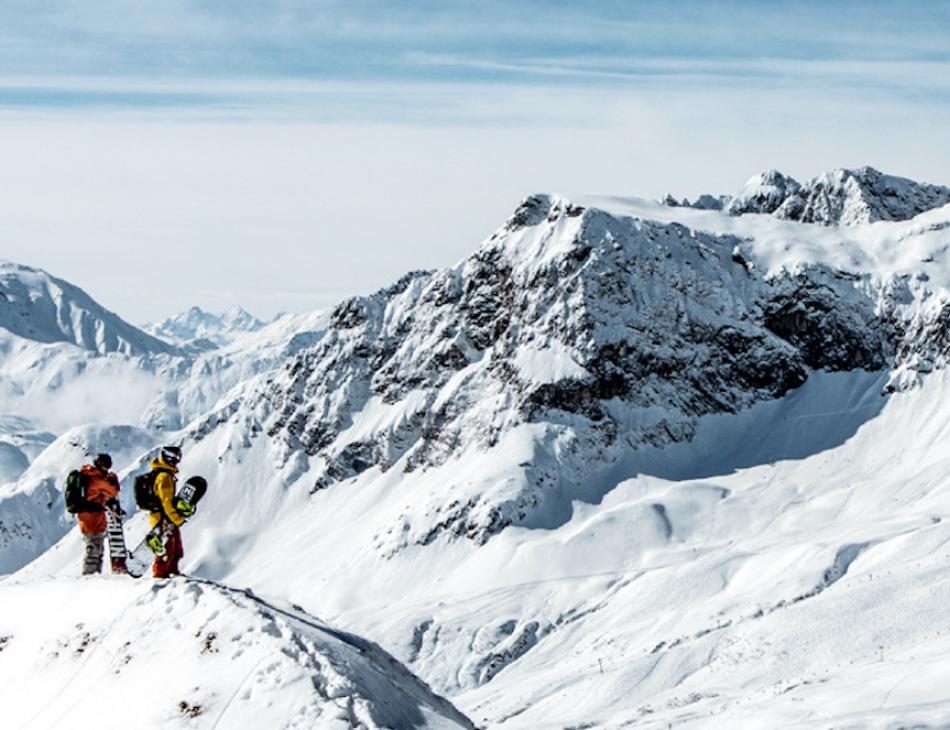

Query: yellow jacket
left=148, top=457, right=186, bottom=528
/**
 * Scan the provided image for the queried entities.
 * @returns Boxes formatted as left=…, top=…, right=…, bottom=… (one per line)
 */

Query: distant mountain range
left=143, top=305, right=267, bottom=348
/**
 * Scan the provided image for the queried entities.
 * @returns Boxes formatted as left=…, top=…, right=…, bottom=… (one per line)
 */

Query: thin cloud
left=0, top=2, right=948, bottom=323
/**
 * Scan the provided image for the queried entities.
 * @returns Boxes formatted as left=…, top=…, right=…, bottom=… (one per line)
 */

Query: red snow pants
left=152, top=525, right=184, bottom=578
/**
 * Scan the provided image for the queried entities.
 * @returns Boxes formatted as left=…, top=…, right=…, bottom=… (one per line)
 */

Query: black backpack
left=133, top=470, right=163, bottom=512
left=64, top=470, right=88, bottom=514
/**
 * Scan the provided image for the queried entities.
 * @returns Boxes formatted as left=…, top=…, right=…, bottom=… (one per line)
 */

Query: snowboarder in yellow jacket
left=149, top=446, right=187, bottom=577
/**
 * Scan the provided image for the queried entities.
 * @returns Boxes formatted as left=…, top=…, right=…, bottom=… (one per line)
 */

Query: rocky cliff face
left=190, top=189, right=941, bottom=545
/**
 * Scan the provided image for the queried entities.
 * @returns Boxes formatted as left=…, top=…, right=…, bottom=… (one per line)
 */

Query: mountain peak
left=724, top=166, right=950, bottom=225
left=0, top=261, right=178, bottom=356
left=789, top=166, right=950, bottom=225
left=146, top=305, right=264, bottom=347
left=668, top=166, right=950, bottom=226
left=725, top=169, right=802, bottom=216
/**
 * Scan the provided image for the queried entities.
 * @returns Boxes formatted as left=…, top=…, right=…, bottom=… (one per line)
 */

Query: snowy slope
left=0, top=329, right=170, bottom=432
left=156, top=308, right=329, bottom=430
left=145, top=305, right=266, bottom=348
left=0, top=415, right=53, bottom=484
left=69, top=370, right=943, bottom=729
left=21, top=367, right=946, bottom=727
left=0, top=576, right=473, bottom=729
left=145, top=182, right=950, bottom=727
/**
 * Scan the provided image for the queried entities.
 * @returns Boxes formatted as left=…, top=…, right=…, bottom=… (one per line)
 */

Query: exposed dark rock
left=188, top=191, right=947, bottom=546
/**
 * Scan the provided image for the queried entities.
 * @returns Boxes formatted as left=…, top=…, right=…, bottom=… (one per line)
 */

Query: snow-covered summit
left=145, top=304, right=265, bottom=348
left=0, top=576, right=473, bottom=729
left=678, top=166, right=950, bottom=226
left=0, top=261, right=178, bottom=356
left=725, top=168, right=802, bottom=216
left=786, top=166, right=950, bottom=225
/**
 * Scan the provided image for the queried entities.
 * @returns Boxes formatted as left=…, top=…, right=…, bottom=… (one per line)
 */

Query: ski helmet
left=160, top=445, right=182, bottom=466
left=93, top=453, right=112, bottom=470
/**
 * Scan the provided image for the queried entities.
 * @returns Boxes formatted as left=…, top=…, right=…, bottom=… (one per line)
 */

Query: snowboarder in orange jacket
left=75, top=453, right=124, bottom=575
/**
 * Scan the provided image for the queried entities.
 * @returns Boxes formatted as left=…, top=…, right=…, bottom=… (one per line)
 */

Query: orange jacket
left=148, top=457, right=186, bottom=528
left=76, top=464, right=120, bottom=534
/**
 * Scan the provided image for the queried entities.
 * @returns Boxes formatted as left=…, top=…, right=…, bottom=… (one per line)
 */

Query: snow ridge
left=0, top=575, right=474, bottom=729
left=0, top=261, right=179, bottom=356
left=684, top=166, right=950, bottom=226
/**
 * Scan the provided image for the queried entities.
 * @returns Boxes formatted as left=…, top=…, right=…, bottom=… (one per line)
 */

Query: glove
left=106, top=498, right=126, bottom=517
left=146, top=532, right=166, bottom=555
left=175, top=499, right=196, bottom=518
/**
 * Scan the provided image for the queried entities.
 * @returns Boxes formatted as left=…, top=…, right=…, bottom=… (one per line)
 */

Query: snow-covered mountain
left=139, top=308, right=329, bottom=431
left=0, top=259, right=328, bottom=436
left=172, top=172, right=950, bottom=726
left=5, top=166, right=950, bottom=728
left=145, top=305, right=266, bottom=348
left=674, top=166, right=950, bottom=226
left=188, top=184, right=947, bottom=544
left=0, top=261, right=179, bottom=356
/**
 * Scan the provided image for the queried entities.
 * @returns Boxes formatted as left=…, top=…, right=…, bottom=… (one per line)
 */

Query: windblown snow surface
left=0, top=576, right=473, bottom=729
left=4, top=167, right=950, bottom=728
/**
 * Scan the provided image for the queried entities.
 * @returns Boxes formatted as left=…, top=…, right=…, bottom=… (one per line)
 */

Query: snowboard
left=126, top=478, right=208, bottom=578
left=104, top=505, right=130, bottom=574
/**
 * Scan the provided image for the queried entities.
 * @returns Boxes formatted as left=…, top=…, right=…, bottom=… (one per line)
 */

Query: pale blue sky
left=1, top=1, right=949, bottom=321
